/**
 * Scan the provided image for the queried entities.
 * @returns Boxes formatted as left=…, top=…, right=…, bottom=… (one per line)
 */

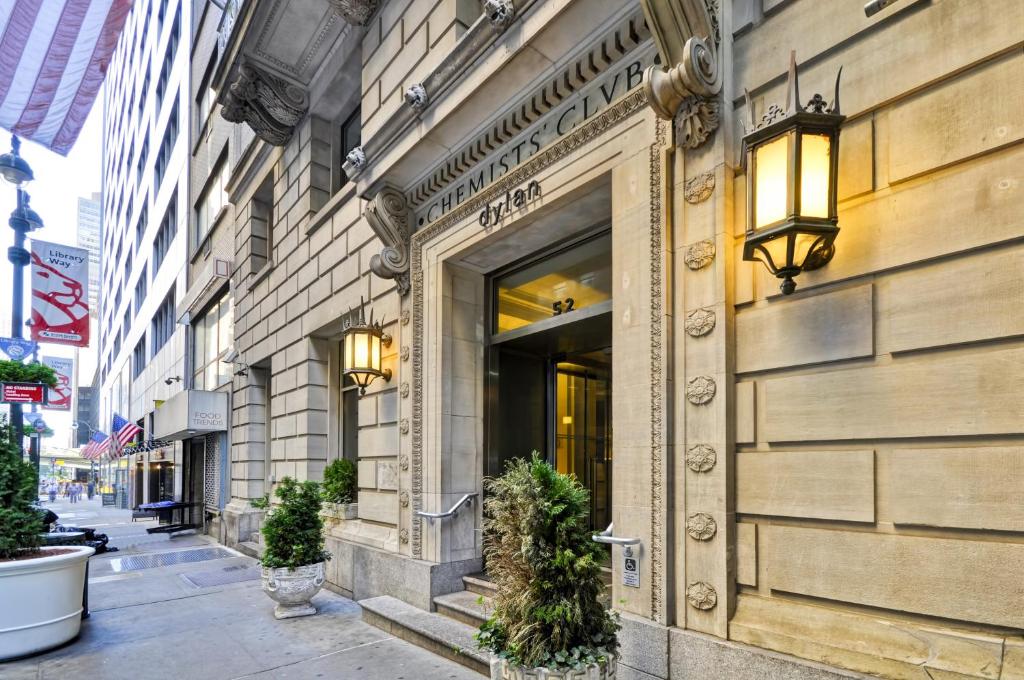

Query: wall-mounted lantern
left=743, top=52, right=844, bottom=295
left=342, top=298, right=392, bottom=395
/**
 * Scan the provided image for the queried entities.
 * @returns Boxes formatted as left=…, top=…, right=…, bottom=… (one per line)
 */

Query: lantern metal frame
left=742, top=52, right=845, bottom=295
left=341, top=298, right=392, bottom=395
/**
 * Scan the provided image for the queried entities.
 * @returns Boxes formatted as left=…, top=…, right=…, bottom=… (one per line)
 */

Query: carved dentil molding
left=640, top=0, right=722, bottom=149
left=328, top=0, right=380, bottom=26
left=220, top=61, right=309, bottom=146
left=364, top=185, right=412, bottom=296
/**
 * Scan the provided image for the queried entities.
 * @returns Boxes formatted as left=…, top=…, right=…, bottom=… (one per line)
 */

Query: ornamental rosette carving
left=401, top=346, right=410, bottom=362
left=684, top=171, right=715, bottom=204
left=400, top=455, right=409, bottom=471
left=685, top=444, right=716, bottom=473
left=400, top=418, right=409, bottom=435
left=399, top=528, right=409, bottom=544
left=686, top=376, right=716, bottom=405
left=687, top=581, right=717, bottom=610
left=365, top=185, right=412, bottom=296
left=684, top=239, right=715, bottom=270
left=400, top=382, right=410, bottom=398
left=399, top=491, right=409, bottom=507
left=686, top=513, right=717, bottom=541
left=401, top=310, right=410, bottom=326
left=220, top=61, right=308, bottom=146
left=684, top=308, right=715, bottom=337
left=329, top=0, right=380, bottom=26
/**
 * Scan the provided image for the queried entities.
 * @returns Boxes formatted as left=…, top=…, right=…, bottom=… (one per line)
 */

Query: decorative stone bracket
left=328, top=0, right=380, bottom=26
left=365, top=185, right=412, bottom=296
left=640, top=0, right=722, bottom=149
left=220, top=61, right=309, bottom=147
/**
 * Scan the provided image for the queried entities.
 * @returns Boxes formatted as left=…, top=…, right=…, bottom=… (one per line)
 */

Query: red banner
left=41, top=356, right=73, bottom=411
left=0, top=383, right=46, bottom=403
left=30, top=240, right=90, bottom=347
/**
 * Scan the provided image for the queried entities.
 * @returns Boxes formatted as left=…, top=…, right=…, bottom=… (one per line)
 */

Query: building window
left=151, top=290, right=175, bottom=356
left=194, top=156, right=227, bottom=248
left=332, top=107, right=361, bottom=194
left=250, top=174, right=273, bottom=269
left=154, top=100, right=179, bottom=190
left=196, top=53, right=217, bottom=132
left=155, top=5, right=180, bottom=109
left=132, top=335, right=147, bottom=379
left=192, top=294, right=232, bottom=390
left=134, top=265, right=148, bottom=314
left=153, top=190, right=177, bottom=273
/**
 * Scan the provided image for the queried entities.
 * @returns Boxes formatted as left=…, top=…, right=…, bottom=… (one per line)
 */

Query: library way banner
left=31, top=240, right=90, bottom=348
left=42, top=356, right=73, bottom=411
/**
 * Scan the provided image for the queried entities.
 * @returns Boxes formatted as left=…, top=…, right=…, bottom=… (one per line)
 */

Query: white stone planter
left=261, top=561, right=326, bottom=619
left=321, top=502, right=357, bottom=521
left=490, top=656, right=616, bottom=680
left=0, top=545, right=94, bottom=661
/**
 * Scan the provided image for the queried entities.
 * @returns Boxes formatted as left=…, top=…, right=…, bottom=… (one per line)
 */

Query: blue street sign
left=0, top=337, right=38, bottom=361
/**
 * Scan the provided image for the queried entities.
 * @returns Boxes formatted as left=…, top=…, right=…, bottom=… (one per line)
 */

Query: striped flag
left=0, top=0, right=133, bottom=155
left=82, top=430, right=110, bottom=459
left=112, top=412, right=141, bottom=454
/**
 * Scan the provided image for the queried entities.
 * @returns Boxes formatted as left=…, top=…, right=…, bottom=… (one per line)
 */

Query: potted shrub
left=259, top=477, right=331, bottom=619
left=477, top=453, right=618, bottom=679
left=0, top=416, right=94, bottom=660
left=320, top=458, right=358, bottom=521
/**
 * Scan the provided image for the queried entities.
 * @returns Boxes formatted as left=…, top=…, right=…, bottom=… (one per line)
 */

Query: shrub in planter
left=259, top=477, right=331, bottom=619
left=0, top=416, right=94, bottom=660
left=477, top=453, right=618, bottom=677
left=321, top=458, right=357, bottom=520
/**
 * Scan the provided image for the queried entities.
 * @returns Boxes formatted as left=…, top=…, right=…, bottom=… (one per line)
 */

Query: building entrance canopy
left=153, top=390, right=229, bottom=441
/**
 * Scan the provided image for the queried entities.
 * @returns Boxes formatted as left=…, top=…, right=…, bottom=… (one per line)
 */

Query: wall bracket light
left=742, top=52, right=845, bottom=295
left=342, top=297, right=392, bottom=395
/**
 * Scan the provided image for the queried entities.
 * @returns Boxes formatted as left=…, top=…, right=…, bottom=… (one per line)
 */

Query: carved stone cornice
left=220, top=61, right=309, bottom=146
left=328, top=0, right=380, bottom=26
left=640, top=0, right=722, bottom=148
left=365, top=185, right=412, bottom=296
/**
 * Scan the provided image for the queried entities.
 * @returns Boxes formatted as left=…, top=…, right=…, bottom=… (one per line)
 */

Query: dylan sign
left=415, top=42, right=657, bottom=226
left=478, top=181, right=541, bottom=228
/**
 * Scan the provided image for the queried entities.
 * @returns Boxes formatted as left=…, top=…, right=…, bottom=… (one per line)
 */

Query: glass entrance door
left=553, top=351, right=612, bottom=533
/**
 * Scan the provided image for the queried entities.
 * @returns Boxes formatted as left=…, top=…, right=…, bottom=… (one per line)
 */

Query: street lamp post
left=0, top=135, right=39, bottom=464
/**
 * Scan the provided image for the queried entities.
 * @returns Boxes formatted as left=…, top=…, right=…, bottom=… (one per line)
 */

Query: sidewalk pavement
left=4, top=497, right=482, bottom=680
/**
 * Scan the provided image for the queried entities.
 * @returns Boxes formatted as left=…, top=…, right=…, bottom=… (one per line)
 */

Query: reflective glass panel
left=754, top=134, right=790, bottom=229
left=494, top=233, right=611, bottom=334
left=799, top=133, right=831, bottom=218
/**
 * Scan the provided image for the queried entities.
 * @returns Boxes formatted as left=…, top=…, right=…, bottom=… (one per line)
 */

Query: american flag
left=82, top=430, right=110, bottom=459
left=111, top=412, right=141, bottom=453
left=0, top=0, right=133, bottom=155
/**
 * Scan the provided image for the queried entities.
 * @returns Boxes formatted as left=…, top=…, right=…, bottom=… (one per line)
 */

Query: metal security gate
left=204, top=433, right=219, bottom=511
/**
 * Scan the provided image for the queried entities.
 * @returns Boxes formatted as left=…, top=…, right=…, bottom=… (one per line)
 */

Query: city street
left=3, top=498, right=481, bottom=680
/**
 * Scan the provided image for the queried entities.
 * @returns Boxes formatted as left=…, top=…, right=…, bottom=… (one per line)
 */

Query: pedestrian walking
left=70, top=482, right=79, bottom=503
left=87, top=480, right=95, bottom=500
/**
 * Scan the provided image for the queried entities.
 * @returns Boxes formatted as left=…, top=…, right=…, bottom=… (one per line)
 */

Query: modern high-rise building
left=72, top=192, right=102, bottom=449
left=97, top=0, right=190, bottom=506
left=76, top=193, right=101, bottom=315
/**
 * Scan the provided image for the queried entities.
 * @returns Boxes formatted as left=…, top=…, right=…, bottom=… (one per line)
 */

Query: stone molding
left=220, top=60, right=309, bottom=146
left=640, top=0, right=722, bottom=149
left=407, top=87, right=651, bottom=560
left=327, top=0, right=380, bottom=26
left=364, top=185, right=413, bottom=296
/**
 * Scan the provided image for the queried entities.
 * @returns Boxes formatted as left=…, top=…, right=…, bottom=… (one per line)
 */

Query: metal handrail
left=592, top=523, right=642, bottom=546
left=415, top=493, right=478, bottom=522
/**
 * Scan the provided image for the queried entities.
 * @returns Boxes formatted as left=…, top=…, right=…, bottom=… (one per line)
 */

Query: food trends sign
left=414, top=43, right=657, bottom=226
left=31, top=241, right=90, bottom=347
left=41, top=356, right=73, bottom=411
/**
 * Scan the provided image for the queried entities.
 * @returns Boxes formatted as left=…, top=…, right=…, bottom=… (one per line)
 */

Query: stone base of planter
left=491, top=656, right=616, bottom=680
left=272, top=601, right=318, bottom=619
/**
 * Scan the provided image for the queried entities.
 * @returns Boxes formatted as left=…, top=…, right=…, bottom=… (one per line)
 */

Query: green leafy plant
left=321, top=458, right=357, bottom=505
left=0, top=360, right=58, bottom=388
left=476, top=453, right=618, bottom=670
left=250, top=494, right=269, bottom=510
left=22, top=425, right=53, bottom=438
left=0, top=416, right=42, bottom=560
left=260, top=477, right=331, bottom=570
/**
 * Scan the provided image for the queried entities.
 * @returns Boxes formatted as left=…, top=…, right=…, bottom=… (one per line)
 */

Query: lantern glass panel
left=799, top=133, right=831, bottom=219
left=754, top=134, right=790, bottom=230
left=754, top=233, right=791, bottom=273
left=371, top=334, right=381, bottom=372
left=792, top=232, right=822, bottom=269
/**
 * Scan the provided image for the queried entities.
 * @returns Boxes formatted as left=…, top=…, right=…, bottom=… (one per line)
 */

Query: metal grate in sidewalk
left=110, top=547, right=234, bottom=572
left=181, top=563, right=261, bottom=588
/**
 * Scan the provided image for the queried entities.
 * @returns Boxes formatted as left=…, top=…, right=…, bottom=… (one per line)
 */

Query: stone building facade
left=210, top=0, right=1024, bottom=678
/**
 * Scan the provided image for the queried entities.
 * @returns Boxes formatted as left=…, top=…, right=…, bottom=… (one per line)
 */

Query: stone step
left=360, top=595, right=489, bottom=677
left=235, top=541, right=263, bottom=559
left=462, top=573, right=497, bottom=598
left=434, top=589, right=493, bottom=628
